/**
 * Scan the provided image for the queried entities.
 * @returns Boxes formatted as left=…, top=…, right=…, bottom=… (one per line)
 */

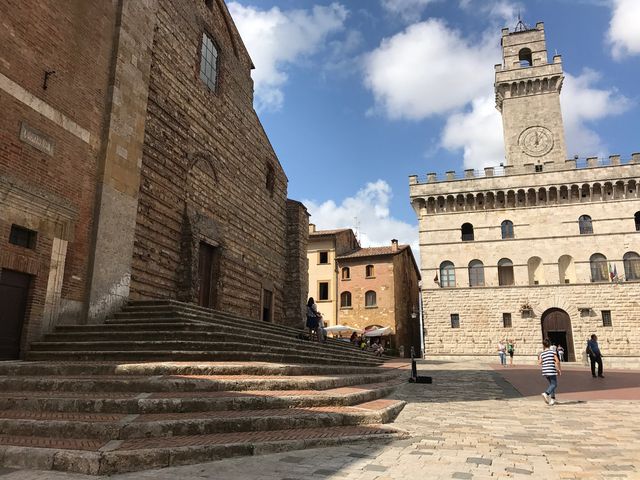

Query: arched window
left=501, top=220, right=514, bottom=239
left=468, top=260, right=485, bottom=287
left=623, top=252, right=640, bottom=280
left=527, top=256, right=545, bottom=285
left=341, top=267, right=350, bottom=280
left=635, top=211, right=640, bottom=231
left=519, top=48, right=532, bottom=67
left=498, top=258, right=514, bottom=286
left=461, top=223, right=474, bottom=241
left=365, top=290, right=377, bottom=307
left=579, top=215, right=593, bottom=234
left=365, top=265, right=375, bottom=278
left=590, top=253, right=608, bottom=282
left=439, top=261, right=455, bottom=288
left=340, top=291, right=352, bottom=308
left=558, top=255, right=576, bottom=284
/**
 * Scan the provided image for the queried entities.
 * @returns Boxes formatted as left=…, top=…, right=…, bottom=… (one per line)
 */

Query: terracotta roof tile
left=336, top=245, right=409, bottom=259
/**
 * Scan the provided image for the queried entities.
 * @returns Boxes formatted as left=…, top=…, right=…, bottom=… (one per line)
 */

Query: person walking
left=507, top=340, right=515, bottom=366
left=586, top=334, right=604, bottom=378
left=497, top=340, right=507, bottom=366
left=539, top=338, right=561, bottom=406
left=557, top=344, right=565, bottom=362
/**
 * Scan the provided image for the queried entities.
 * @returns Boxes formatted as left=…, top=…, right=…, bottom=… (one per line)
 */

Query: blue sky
left=228, top=0, right=640, bottom=250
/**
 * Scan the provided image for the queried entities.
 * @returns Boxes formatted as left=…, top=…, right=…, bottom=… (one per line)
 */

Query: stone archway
left=541, top=308, right=575, bottom=362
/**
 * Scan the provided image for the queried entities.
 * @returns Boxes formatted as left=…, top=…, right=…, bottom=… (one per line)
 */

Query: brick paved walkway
left=2, top=360, right=639, bottom=479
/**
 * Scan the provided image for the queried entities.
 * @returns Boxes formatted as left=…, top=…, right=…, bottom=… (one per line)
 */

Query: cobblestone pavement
left=3, top=360, right=639, bottom=480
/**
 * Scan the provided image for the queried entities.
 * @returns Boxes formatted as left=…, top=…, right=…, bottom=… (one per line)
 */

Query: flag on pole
left=609, top=263, right=615, bottom=281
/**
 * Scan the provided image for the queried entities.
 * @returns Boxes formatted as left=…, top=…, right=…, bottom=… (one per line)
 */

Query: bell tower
left=495, top=21, right=567, bottom=168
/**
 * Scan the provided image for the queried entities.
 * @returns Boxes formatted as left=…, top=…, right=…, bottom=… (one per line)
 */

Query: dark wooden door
left=0, top=270, right=31, bottom=360
left=198, top=243, right=214, bottom=308
left=262, top=289, right=273, bottom=322
left=541, top=309, right=575, bottom=361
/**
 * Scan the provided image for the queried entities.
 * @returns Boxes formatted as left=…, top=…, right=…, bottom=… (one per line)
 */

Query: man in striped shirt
left=538, top=338, right=562, bottom=406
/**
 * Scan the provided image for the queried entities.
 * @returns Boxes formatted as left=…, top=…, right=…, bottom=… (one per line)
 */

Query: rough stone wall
left=423, top=283, right=640, bottom=364
left=0, top=0, right=117, bottom=352
left=337, top=258, right=395, bottom=335
left=392, top=250, right=422, bottom=357
left=86, top=0, right=159, bottom=323
left=283, top=200, right=309, bottom=328
left=130, top=0, right=289, bottom=321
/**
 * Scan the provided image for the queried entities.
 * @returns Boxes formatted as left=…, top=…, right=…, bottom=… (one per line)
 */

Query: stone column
left=85, top=0, right=158, bottom=323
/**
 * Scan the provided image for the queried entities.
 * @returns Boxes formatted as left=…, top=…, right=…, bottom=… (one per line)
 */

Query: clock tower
left=495, top=21, right=568, bottom=168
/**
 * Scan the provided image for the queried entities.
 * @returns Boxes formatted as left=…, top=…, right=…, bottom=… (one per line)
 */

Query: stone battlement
left=409, top=153, right=640, bottom=186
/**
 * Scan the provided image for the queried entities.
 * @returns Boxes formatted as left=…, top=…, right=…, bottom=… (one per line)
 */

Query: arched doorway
left=541, top=308, right=575, bottom=361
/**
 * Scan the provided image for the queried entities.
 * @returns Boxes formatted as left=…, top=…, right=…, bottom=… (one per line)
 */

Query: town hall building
left=409, top=21, right=640, bottom=367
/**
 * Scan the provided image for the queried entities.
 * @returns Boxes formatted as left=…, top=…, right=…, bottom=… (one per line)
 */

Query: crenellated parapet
left=409, top=154, right=640, bottom=217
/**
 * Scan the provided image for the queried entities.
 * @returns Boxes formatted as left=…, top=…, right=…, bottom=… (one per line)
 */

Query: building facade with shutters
left=0, top=0, right=307, bottom=360
left=409, top=22, right=640, bottom=367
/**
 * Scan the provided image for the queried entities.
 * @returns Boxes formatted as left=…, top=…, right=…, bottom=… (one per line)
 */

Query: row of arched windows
left=341, top=265, right=375, bottom=280
left=439, top=252, right=640, bottom=287
left=460, top=212, right=640, bottom=241
left=340, top=290, right=377, bottom=308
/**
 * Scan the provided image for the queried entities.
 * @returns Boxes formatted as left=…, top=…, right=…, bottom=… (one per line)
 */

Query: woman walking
left=497, top=340, right=507, bottom=366
left=539, top=338, right=561, bottom=406
left=507, top=340, right=515, bottom=366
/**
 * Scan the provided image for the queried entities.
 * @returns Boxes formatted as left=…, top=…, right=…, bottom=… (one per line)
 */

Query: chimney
left=309, top=223, right=316, bottom=234
left=391, top=239, right=398, bottom=252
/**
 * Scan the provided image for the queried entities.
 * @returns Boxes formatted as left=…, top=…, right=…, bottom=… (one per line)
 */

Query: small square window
left=450, top=314, right=460, bottom=329
left=366, top=265, right=375, bottom=277
left=199, top=33, right=218, bottom=91
left=502, top=313, right=512, bottom=328
left=535, top=164, right=543, bottom=172
left=9, top=224, right=37, bottom=249
left=318, top=282, right=329, bottom=301
left=318, top=251, right=329, bottom=264
left=602, top=310, right=612, bottom=327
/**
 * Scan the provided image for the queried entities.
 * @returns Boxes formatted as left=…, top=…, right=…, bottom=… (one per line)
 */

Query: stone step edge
left=0, top=361, right=386, bottom=377
left=0, top=372, right=401, bottom=394
left=24, top=351, right=382, bottom=367
left=113, top=305, right=366, bottom=356
left=0, top=380, right=404, bottom=414
left=0, top=401, right=407, bottom=441
left=0, top=426, right=407, bottom=475
left=30, top=339, right=381, bottom=364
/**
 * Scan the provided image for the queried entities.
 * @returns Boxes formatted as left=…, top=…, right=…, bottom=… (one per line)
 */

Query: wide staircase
left=0, top=300, right=408, bottom=475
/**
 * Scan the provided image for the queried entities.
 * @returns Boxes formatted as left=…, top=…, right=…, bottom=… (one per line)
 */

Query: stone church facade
left=409, top=22, right=640, bottom=367
left=0, top=0, right=307, bottom=360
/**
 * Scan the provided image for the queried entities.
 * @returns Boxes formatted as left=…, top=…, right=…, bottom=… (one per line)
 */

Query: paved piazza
left=2, top=360, right=639, bottom=480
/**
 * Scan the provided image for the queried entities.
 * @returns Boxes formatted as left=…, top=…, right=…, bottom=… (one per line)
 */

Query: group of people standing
left=496, top=340, right=516, bottom=366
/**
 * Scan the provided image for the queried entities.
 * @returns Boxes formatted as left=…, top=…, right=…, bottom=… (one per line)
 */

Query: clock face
left=519, top=126, right=554, bottom=157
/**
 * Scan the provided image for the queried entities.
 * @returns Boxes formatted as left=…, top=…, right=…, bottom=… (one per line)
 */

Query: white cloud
left=607, top=0, right=640, bottom=59
left=303, top=181, right=419, bottom=256
left=441, top=95, right=505, bottom=170
left=440, top=70, right=632, bottom=169
left=381, top=0, right=438, bottom=22
left=363, top=19, right=498, bottom=120
left=459, top=0, right=520, bottom=24
left=561, top=70, right=631, bottom=157
left=228, top=2, right=348, bottom=111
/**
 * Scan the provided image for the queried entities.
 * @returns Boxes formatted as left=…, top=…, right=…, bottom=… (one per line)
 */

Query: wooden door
left=541, top=309, right=575, bottom=361
left=0, top=270, right=31, bottom=360
left=198, top=243, right=214, bottom=308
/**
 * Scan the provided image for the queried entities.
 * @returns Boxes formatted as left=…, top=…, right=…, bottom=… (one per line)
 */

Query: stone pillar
left=86, top=0, right=158, bottom=323
left=283, top=199, right=309, bottom=329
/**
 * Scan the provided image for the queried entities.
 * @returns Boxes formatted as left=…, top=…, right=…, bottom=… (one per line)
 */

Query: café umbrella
left=363, top=326, right=392, bottom=337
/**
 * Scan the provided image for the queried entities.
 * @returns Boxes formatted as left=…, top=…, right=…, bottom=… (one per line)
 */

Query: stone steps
left=0, top=300, right=406, bottom=474
left=0, top=424, right=406, bottom=475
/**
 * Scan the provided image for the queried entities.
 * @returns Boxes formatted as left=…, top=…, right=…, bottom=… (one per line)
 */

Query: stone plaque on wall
left=19, top=122, right=54, bottom=156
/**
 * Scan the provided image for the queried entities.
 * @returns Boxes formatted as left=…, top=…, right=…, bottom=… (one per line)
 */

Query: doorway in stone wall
left=541, top=308, right=575, bottom=361
left=198, top=242, right=219, bottom=308
left=0, top=270, right=31, bottom=360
